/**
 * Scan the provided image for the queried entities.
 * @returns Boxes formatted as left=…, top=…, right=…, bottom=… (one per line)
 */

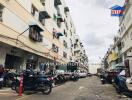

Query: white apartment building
left=72, top=35, right=88, bottom=70
left=118, top=0, right=132, bottom=76
left=0, top=0, right=88, bottom=71
left=89, top=63, right=101, bottom=74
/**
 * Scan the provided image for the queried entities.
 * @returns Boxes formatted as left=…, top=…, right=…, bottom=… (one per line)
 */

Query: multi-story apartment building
left=0, top=0, right=88, bottom=71
left=72, top=35, right=89, bottom=70
left=118, top=0, right=132, bottom=76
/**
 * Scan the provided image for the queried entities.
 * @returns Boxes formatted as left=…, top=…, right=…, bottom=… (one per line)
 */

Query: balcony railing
left=57, top=13, right=64, bottom=22
left=54, top=0, right=62, bottom=6
left=39, top=0, right=51, bottom=19
left=53, top=28, right=63, bottom=39
left=52, top=44, right=59, bottom=53
left=29, top=25, right=44, bottom=42
left=64, top=7, right=70, bottom=12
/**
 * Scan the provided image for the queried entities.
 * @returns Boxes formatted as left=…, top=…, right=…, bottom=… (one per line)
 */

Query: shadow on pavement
left=123, top=90, right=132, bottom=98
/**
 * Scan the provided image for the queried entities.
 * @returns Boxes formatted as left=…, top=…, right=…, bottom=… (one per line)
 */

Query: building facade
left=0, top=0, right=88, bottom=71
left=118, top=0, right=132, bottom=76
left=103, top=0, right=132, bottom=76
left=88, top=63, right=101, bottom=74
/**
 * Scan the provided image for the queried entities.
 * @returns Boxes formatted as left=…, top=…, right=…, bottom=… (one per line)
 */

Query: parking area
left=0, top=76, right=132, bottom=100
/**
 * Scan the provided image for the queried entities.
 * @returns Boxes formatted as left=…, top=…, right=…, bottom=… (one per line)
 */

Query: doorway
left=4, top=54, right=22, bottom=69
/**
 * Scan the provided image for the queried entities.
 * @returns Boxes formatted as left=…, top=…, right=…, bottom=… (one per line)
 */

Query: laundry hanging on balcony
left=53, top=28, right=63, bottom=39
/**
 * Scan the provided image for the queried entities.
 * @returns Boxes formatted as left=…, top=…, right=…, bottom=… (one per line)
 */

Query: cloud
left=83, top=33, right=104, bottom=47
left=65, top=0, right=123, bottom=63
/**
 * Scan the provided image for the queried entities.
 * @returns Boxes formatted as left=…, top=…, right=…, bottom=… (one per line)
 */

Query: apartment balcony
left=39, top=10, right=50, bottom=19
left=74, top=48, right=81, bottom=53
left=52, top=44, right=59, bottom=53
left=40, top=0, right=51, bottom=19
left=29, top=25, right=44, bottom=42
left=64, top=7, right=70, bottom=12
left=53, top=28, right=64, bottom=39
left=54, top=0, right=62, bottom=6
left=57, top=13, right=64, bottom=22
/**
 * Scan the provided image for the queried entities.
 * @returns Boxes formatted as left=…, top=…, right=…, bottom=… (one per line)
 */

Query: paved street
left=0, top=76, right=131, bottom=100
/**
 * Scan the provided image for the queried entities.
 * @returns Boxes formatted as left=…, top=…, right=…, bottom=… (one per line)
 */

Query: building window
left=31, top=5, right=38, bottom=16
left=53, top=28, right=59, bottom=39
left=64, top=30, right=67, bottom=37
left=65, top=22, right=68, bottom=30
left=63, top=40, right=67, bottom=48
left=52, top=44, right=59, bottom=53
left=0, top=3, right=4, bottom=22
left=39, top=18, right=45, bottom=26
left=70, top=30, right=72, bottom=36
left=74, top=43, right=78, bottom=49
left=57, top=19, right=61, bottom=27
left=121, top=41, right=125, bottom=48
left=75, top=39, right=79, bottom=43
left=63, top=52, right=67, bottom=58
left=130, top=32, right=132, bottom=40
left=54, top=0, right=62, bottom=7
left=64, top=7, right=69, bottom=17
left=40, top=0, right=45, bottom=6
left=29, top=25, right=43, bottom=42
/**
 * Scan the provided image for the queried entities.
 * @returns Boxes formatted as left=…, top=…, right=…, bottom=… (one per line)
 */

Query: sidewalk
left=0, top=84, right=61, bottom=95
left=0, top=88, right=17, bottom=95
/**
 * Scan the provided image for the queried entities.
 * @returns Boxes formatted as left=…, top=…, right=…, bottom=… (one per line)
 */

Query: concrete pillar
left=0, top=46, right=7, bottom=66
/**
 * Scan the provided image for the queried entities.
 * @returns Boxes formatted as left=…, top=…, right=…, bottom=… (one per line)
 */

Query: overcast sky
left=65, top=0, right=125, bottom=63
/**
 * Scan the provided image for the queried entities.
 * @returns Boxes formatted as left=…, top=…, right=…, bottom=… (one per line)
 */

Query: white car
left=77, top=70, right=87, bottom=78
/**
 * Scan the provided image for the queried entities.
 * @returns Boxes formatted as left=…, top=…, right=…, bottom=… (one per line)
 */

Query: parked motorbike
left=70, top=73, right=79, bottom=81
left=4, top=72, right=16, bottom=87
left=0, top=65, right=4, bottom=88
left=113, top=74, right=128, bottom=94
left=100, top=74, right=106, bottom=84
left=11, top=74, right=20, bottom=90
left=15, top=70, right=52, bottom=95
left=54, top=74, right=65, bottom=85
left=0, top=74, right=4, bottom=88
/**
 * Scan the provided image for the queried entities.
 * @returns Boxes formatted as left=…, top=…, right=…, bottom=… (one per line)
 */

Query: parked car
left=87, top=73, right=92, bottom=77
left=77, top=70, right=87, bottom=78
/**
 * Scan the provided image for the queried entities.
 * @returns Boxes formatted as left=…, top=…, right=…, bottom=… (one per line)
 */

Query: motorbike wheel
left=101, top=80, right=105, bottom=84
left=0, top=83, right=3, bottom=89
left=42, top=84, right=52, bottom=95
left=11, top=82, right=16, bottom=90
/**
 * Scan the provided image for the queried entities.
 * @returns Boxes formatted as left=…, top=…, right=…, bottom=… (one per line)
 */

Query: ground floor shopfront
left=0, top=42, right=64, bottom=73
left=123, top=47, right=132, bottom=77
